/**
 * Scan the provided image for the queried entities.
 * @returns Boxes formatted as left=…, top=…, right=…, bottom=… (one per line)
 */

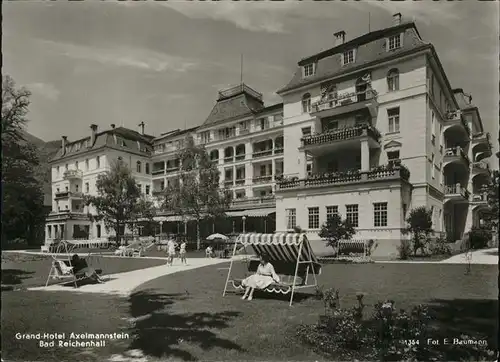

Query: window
left=65, top=186, right=68, bottom=192
left=57, top=166, right=60, bottom=175
left=306, top=163, right=313, bottom=177
left=145, top=185, right=150, bottom=195
left=47, top=225, right=52, bottom=239
left=301, top=93, right=311, bottom=113
left=308, top=207, right=320, bottom=229
left=440, top=162, right=443, bottom=185
left=327, top=120, right=339, bottom=131
left=56, top=187, right=60, bottom=193
left=85, top=182, right=89, bottom=193
left=303, top=63, right=315, bottom=77
left=374, top=202, right=388, bottom=227
left=342, top=49, right=355, bottom=65
left=75, top=184, right=79, bottom=192
left=136, top=161, right=142, bottom=173
left=200, top=131, right=211, bottom=144
left=145, top=163, right=150, bottom=174
left=65, top=164, right=68, bottom=170
left=96, top=156, right=100, bottom=169
left=75, top=161, right=79, bottom=169
left=302, top=127, right=311, bottom=136
left=286, top=209, right=296, bottom=230
left=388, top=107, right=400, bottom=133
left=388, top=34, right=401, bottom=50
left=431, top=153, right=435, bottom=179
left=430, top=74, right=434, bottom=96
left=85, top=159, right=89, bottom=171
left=431, top=111, right=436, bottom=143
left=326, top=206, right=339, bottom=221
left=387, top=69, right=399, bottom=91
left=346, top=204, right=359, bottom=227
left=387, top=151, right=400, bottom=166
left=96, top=225, right=101, bottom=238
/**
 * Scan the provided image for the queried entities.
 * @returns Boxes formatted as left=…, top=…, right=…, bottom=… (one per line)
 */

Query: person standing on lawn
left=179, top=240, right=187, bottom=265
left=167, top=238, right=177, bottom=266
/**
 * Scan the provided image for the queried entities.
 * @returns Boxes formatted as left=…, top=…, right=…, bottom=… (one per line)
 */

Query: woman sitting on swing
left=71, top=254, right=103, bottom=283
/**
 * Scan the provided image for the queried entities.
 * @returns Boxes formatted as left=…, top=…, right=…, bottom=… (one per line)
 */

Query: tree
left=318, top=213, right=356, bottom=256
left=84, top=159, right=154, bottom=245
left=480, top=170, right=499, bottom=230
left=161, top=135, right=232, bottom=249
left=403, top=207, right=433, bottom=256
left=1, top=75, right=46, bottom=247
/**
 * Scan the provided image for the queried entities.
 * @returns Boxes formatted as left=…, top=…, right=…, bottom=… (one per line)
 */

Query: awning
left=154, top=215, right=192, bottom=222
left=225, top=208, right=276, bottom=218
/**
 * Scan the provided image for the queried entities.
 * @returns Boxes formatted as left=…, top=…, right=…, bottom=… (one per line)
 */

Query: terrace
left=301, top=124, right=380, bottom=150
left=311, top=89, right=378, bottom=118
left=444, top=184, right=470, bottom=202
left=276, top=165, right=409, bottom=191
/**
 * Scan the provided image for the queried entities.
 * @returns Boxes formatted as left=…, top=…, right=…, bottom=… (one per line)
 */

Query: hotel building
left=45, top=13, right=493, bottom=255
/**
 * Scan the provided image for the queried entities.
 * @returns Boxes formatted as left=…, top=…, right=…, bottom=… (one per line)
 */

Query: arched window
left=302, top=93, right=311, bottom=113
left=136, top=161, right=142, bottom=173
left=387, top=68, right=399, bottom=92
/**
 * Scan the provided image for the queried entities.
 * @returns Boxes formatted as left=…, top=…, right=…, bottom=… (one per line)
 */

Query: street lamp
left=242, top=216, right=246, bottom=233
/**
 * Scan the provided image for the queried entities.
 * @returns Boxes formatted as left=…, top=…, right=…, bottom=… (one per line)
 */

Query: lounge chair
left=223, top=233, right=322, bottom=306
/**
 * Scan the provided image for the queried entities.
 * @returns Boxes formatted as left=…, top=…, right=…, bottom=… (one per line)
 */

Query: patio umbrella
left=206, top=233, right=229, bottom=241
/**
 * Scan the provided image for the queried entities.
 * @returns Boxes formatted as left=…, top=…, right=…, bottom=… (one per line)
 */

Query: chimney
left=90, top=124, right=98, bottom=146
left=110, top=124, right=116, bottom=129
left=393, top=13, right=402, bottom=26
left=61, top=136, right=67, bottom=155
left=334, top=31, right=346, bottom=46
left=138, top=121, right=145, bottom=135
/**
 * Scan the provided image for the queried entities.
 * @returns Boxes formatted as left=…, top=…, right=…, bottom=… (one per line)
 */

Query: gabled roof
left=278, top=22, right=428, bottom=95
left=49, top=126, right=153, bottom=163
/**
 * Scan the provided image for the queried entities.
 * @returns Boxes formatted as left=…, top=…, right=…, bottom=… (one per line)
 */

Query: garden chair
left=223, top=233, right=322, bottom=306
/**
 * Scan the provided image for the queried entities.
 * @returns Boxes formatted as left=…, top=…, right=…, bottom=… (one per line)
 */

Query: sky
left=3, top=0, right=499, bottom=155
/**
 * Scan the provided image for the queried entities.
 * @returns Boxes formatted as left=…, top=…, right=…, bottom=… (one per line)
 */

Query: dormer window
left=387, top=34, right=402, bottom=51
left=342, top=49, right=355, bottom=65
left=303, top=63, right=315, bottom=77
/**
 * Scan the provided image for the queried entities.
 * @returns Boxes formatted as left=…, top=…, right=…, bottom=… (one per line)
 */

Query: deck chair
left=45, top=259, right=79, bottom=287
left=123, top=242, right=143, bottom=257
left=223, top=233, right=322, bottom=306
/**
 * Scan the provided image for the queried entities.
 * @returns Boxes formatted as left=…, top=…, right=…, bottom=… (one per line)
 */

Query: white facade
left=45, top=15, right=494, bottom=254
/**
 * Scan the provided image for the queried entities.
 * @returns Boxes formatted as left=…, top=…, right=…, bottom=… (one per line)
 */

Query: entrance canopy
left=225, top=208, right=275, bottom=218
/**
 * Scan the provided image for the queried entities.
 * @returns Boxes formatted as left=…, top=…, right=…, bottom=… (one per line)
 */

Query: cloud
left=38, top=40, right=199, bottom=73
left=160, top=2, right=300, bottom=34
left=26, top=82, right=60, bottom=101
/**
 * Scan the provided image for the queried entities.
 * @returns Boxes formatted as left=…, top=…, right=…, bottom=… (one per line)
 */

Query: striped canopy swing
left=223, top=233, right=322, bottom=306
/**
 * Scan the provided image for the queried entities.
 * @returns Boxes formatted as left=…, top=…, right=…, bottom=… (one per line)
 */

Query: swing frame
left=223, top=233, right=322, bottom=306
left=45, top=239, right=109, bottom=287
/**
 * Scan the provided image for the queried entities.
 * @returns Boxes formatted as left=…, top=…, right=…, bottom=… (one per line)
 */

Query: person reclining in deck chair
left=71, top=254, right=103, bottom=283
left=241, top=253, right=280, bottom=301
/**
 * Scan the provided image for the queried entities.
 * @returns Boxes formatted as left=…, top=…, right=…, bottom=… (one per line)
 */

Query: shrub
left=428, top=236, right=452, bottom=256
left=468, top=227, right=491, bottom=250
left=319, top=214, right=356, bottom=256
left=397, top=239, right=412, bottom=260
left=403, top=207, right=433, bottom=255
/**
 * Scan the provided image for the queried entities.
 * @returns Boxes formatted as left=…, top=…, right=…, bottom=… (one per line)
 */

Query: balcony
left=252, top=149, right=273, bottom=158
left=63, top=169, right=83, bottom=180
left=231, top=195, right=276, bottom=209
left=445, top=110, right=471, bottom=137
left=166, top=167, right=180, bottom=173
left=274, top=147, right=284, bottom=155
left=252, top=175, right=273, bottom=184
left=471, top=132, right=492, bottom=159
left=54, top=191, right=83, bottom=200
left=152, top=169, right=165, bottom=176
left=311, top=89, right=378, bottom=118
left=47, top=210, right=89, bottom=221
left=235, top=178, right=246, bottom=186
left=301, top=125, right=380, bottom=151
left=472, top=161, right=491, bottom=175
left=224, top=180, right=234, bottom=187
left=471, top=192, right=488, bottom=204
left=444, top=147, right=470, bottom=167
left=235, top=153, right=245, bottom=161
left=444, top=184, right=470, bottom=202
left=276, top=165, right=409, bottom=191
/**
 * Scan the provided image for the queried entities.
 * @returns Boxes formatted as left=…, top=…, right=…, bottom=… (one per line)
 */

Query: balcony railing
left=54, top=191, right=83, bottom=199
left=252, top=149, right=273, bottom=158
left=218, top=84, right=263, bottom=101
left=166, top=167, right=180, bottom=173
left=63, top=169, right=83, bottom=180
left=472, top=161, right=490, bottom=172
left=444, top=146, right=470, bottom=165
left=235, top=178, right=246, bottom=186
left=274, top=147, right=284, bottom=155
left=152, top=169, right=165, bottom=176
left=252, top=175, right=273, bottom=184
left=301, top=125, right=380, bottom=147
left=472, top=193, right=488, bottom=202
left=276, top=165, right=409, bottom=191
left=444, top=184, right=470, bottom=199
left=224, top=180, right=234, bottom=187
left=235, top=154, right=245, bottom=161
left=224, top=156, right=234, bottom=163
left=311, top=89, right=378, bottom=113
left=232, top=195, right=276, bottom=208
left=472, top=132, right=491, bottom=145
left=445, top=110, right=471, bottom=136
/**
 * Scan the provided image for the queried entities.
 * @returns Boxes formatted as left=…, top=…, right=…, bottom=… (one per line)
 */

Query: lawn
left=1, top=260, right=497, bottom=361
left=1, top=252, right=167, bottom=289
